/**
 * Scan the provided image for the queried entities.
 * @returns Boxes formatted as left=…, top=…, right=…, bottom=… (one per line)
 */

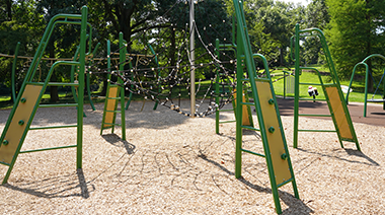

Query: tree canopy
left=1, top=0, right=385, bottom=98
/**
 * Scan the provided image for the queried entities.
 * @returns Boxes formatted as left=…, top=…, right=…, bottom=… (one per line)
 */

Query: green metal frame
left=215, top=39, right=236, bottom=133
left=100, top=34, right=126, bottom=141
left=232, top=1, right=299, bottom=214
left=214, top=38, right=255, bottom=134
left=0, top=6, right=89, bottom=184
left=345, top=54, right=385, bottom=117
left=70, top=39, right=99, bottom=113
left=11, top=42, right=21, bottom=102
left=86, top=42, right=101, bottom=111
left=292, top=23, right=360, bottom=151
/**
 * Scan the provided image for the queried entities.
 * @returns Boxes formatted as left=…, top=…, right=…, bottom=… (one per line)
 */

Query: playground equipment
left=292, top=23, right=360, bottom=151
left=345, top=54, right=385, bottom=117
left=8, top=40, right=98, bottom=109
left=0, top=6, right=89, bottom=184
left=214, top=39, right=254, bottom=134
left=100, top=35, right=126, bottom=140
left=232, top=1, right=299, bottom=214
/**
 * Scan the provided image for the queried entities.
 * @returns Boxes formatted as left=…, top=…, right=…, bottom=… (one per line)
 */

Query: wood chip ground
left=0, top=100, right=384, bottom=214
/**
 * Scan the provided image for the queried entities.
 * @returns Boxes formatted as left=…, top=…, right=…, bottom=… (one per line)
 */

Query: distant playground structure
left=0, top=1, right=372, bottom=214
left=345, top=54, right=385, bottom=117
left=291, top=24, right=361, bottom=151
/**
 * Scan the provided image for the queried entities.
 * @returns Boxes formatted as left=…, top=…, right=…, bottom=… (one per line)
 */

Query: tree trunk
left=6, top=0, right=12, bottom=21
left=279, top=47, right=284, bottom=66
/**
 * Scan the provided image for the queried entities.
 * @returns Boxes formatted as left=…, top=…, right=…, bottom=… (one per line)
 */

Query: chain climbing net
left=86, top=1, right=239, bottom=117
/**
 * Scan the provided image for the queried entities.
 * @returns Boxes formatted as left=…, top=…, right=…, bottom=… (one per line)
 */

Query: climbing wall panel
left=233, top=89, right=253, bottom=126
left=103, top=86, right=119, bottom=129
left=0, top=85, right=43, bottom=164
left=325, top=86, right=353, bottom=140
left=256, top=81, right=291, bottom=185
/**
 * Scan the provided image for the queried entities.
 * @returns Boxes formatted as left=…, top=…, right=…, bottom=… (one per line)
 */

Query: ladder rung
left=241, top=102, right=254, bottom=106
left=29, top=125, right=78, bottom=130
left=299, top=114, right=332, bottom=117
left=298, top=129, right=337, bottom=132
left=277, top=178, right=294, bottom=188
left=219, top=120, right=236, bottom=124
left=27, top=82, right=79, bottom=87
left=39, top=103, right=78, bottom=108
left=0, top=161, right=11, bottom=166
left=104, top=123, right=121, bottom=126
left=20, top=145, right=77, bottom=154
left=241, top=125, right=260, bottom=131
left=105, top=110, right=121, bottom=113
left=240, top=148, right=265, bottom=157
left=47, top=82, right=80, bottom=87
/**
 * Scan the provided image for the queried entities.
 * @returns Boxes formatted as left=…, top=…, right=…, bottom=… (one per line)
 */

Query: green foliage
left=325, top=0, right=385, bottom=81
left=242, top=0, right=305, bottom=66
left=301, top=0, right=330, bottom=65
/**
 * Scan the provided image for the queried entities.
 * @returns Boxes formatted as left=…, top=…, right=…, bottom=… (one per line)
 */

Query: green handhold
left=18, top=120, right=24, bottom=126
left=281, top=153, right=287, bottom=160
left=268, top=126, right=275, bottom=133
left=3, top=140, right=9, bottom=145
left=268, top=98, right=274, bottom=104
left=20, top=98, right=26, bottom=103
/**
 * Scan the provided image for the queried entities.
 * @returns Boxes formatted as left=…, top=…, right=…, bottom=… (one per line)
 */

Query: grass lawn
left=271, top=66, right=384, bottom=103
left=1, top=66, right=384, bottom=110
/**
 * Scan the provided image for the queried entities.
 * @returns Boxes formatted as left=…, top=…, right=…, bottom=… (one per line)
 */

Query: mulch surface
left=0, top=99, right=384, bottom=214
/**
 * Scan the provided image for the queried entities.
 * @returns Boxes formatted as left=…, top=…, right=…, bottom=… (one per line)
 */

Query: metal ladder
left=292, top=24, right=360, bottom=151
left=233, top=1, right=299, bottom=214
left=214, top=39, right=254, bottom=134
left=100, top=33, right=126, bottom=140
left=0, top=7, right=89, bottom=184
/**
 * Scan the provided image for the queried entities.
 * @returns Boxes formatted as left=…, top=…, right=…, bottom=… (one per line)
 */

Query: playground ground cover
left=0, top=100, right=384, bottom=214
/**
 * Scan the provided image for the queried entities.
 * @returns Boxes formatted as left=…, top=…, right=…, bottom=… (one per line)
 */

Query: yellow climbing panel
left=0, top=84, right=42, bottom=164
left=325, top=86, right=353, bottom=140
left=233, top=89, right=253, bottom=126
left=256, top=81, right=291, bottom=185
left=102, top=86, right=119, bottom=129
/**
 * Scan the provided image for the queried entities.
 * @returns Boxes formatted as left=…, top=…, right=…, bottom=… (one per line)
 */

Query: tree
left=325, top=0, right=385, bottom=91
left=36, top=0, right=87, bottom=102
left=301, top=0, right=330, bottom=65
left=240, top=0, right=305, bottom=67
left=0, top=0, right=44, bottom=101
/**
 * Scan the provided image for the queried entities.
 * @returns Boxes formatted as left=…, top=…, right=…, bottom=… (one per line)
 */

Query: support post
left=190, top=0, right=195, bottom=117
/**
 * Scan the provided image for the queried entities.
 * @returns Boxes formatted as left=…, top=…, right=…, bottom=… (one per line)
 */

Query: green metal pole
left=215, top=38, right=220, bottom=134
left=11, top=42, right=21, bottom=102
left=364, top=65, right=369, bottom=117
left=234, top=30, right=243, bottom=179
left=76, top=6, right=88, bottom=169
left=293, top=23, right=300, bottom=148
left=100, top=40, right=112, bottom=135
left=119, top=33, right=127, bottom=141
left=147, top=43, right=160, bottom=110
left=86, top=42, right=101, bottom=111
